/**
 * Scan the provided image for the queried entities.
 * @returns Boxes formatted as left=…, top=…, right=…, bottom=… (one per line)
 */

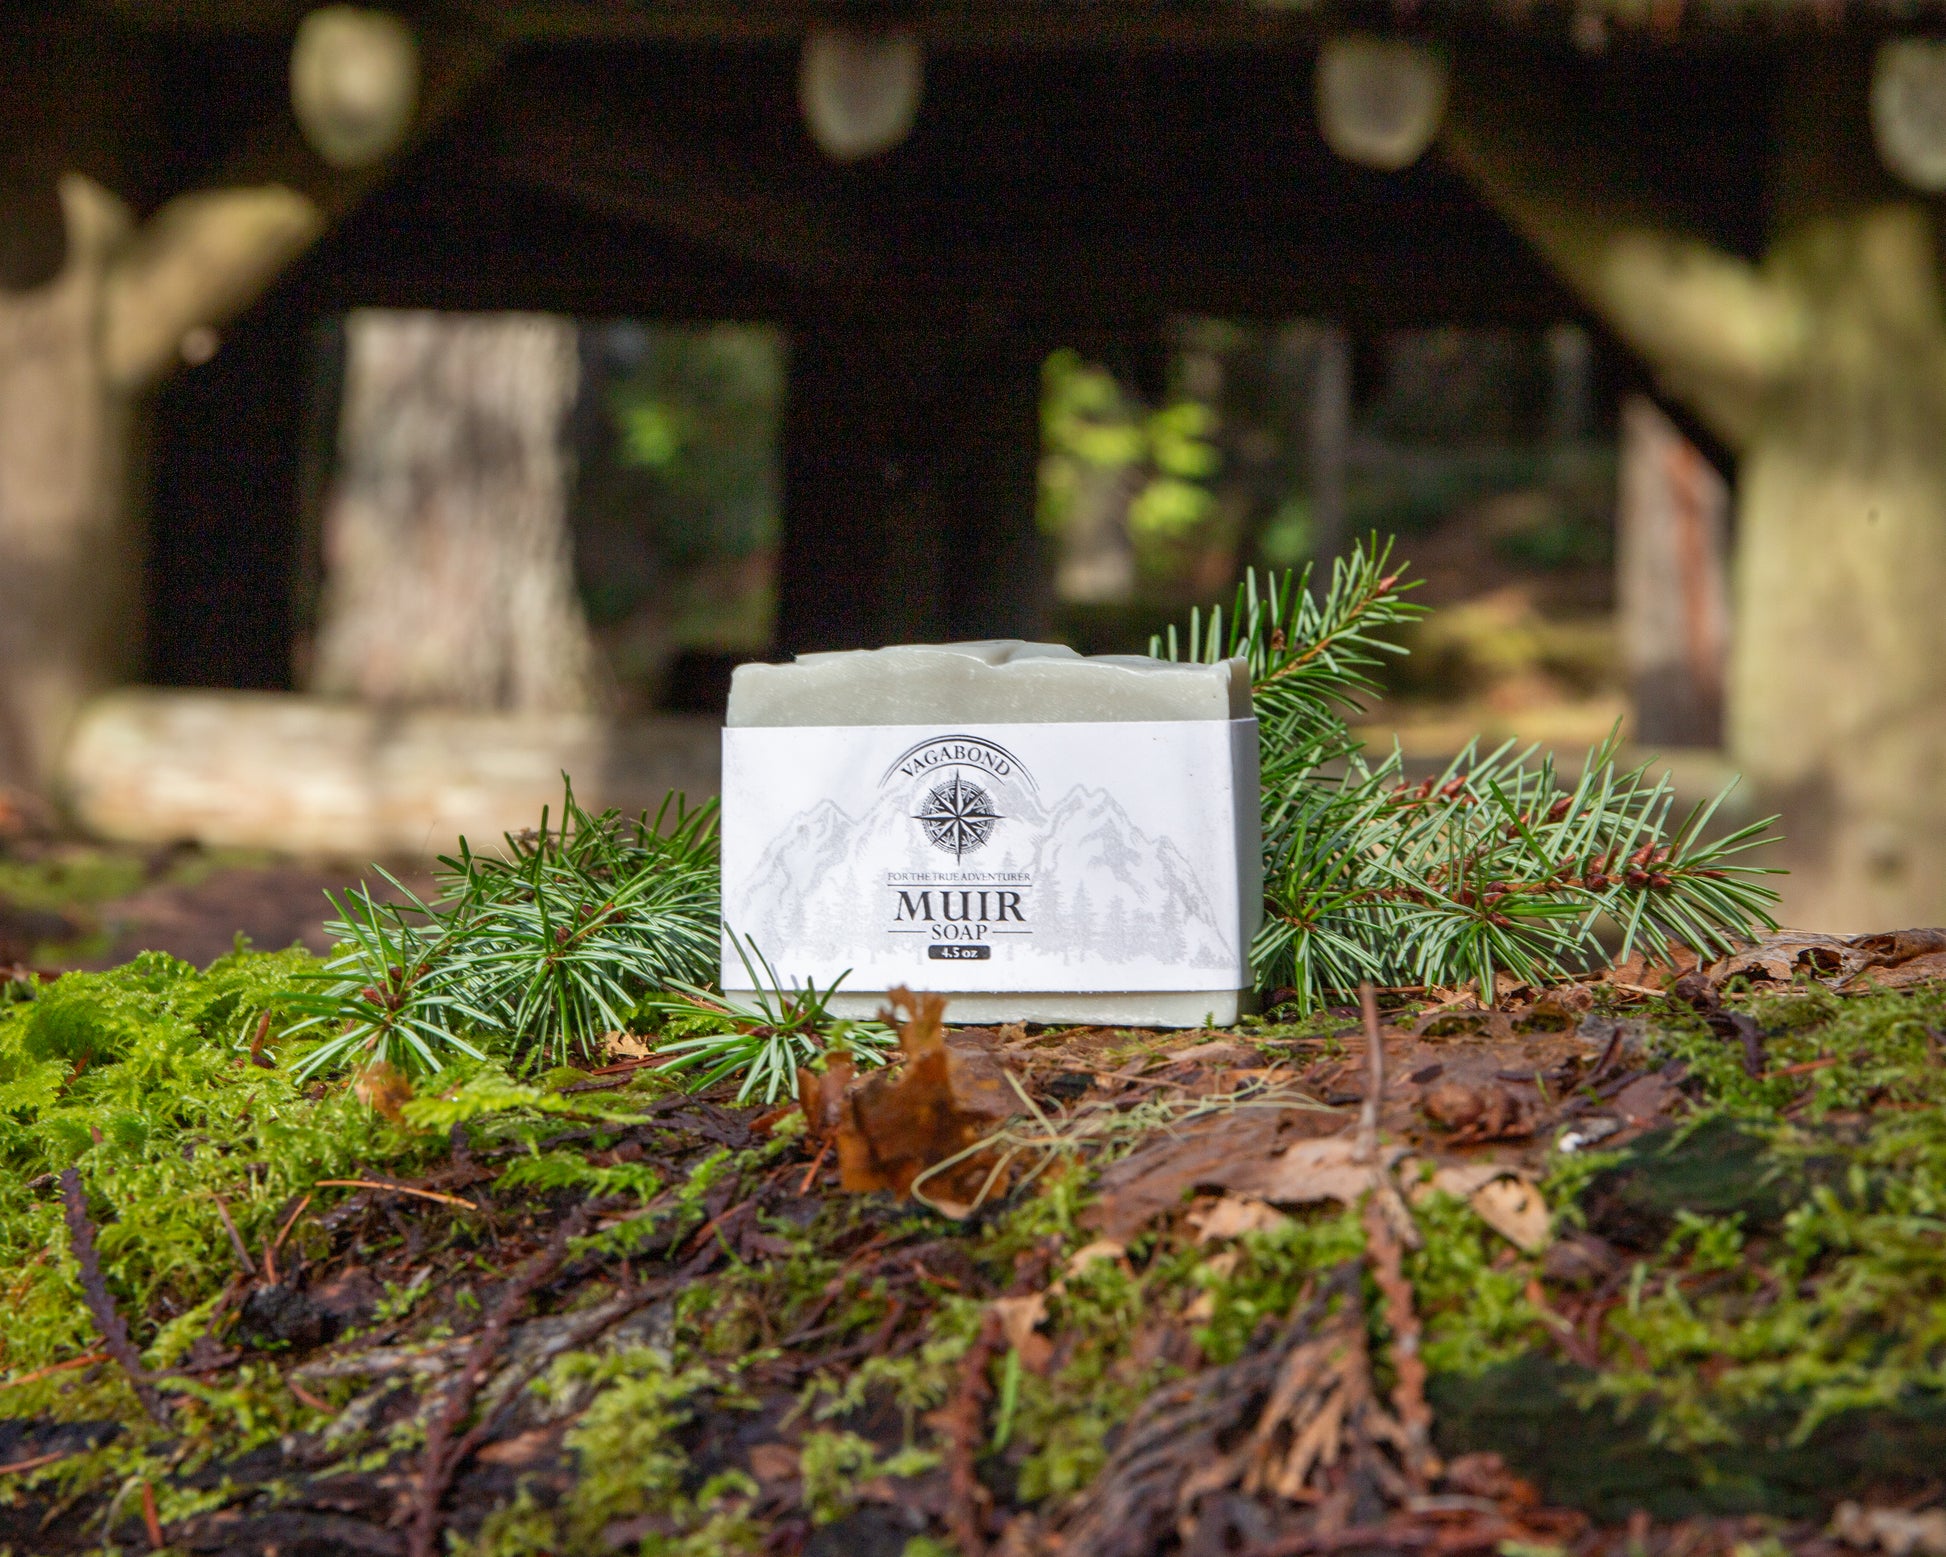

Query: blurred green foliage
left=1038, top=348, right=1222, bottom=544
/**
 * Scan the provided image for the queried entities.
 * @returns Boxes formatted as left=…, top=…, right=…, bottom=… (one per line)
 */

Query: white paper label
left=720, top=720, right=1259, bottom=994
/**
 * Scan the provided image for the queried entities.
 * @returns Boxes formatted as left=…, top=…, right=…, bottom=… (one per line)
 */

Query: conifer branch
left=1154, top=539, right=1780, bottom=1011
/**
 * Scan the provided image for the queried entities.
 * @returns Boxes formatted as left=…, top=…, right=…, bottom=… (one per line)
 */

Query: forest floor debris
left=5, top=932, right=1946, bottom=1554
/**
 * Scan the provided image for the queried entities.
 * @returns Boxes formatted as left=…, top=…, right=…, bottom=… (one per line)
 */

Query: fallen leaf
left=1161, top=1040, right=1262, bottom=1068
left=1849, top=949, right=1946, bottom=990
left=1186, top=1195, right=1293, bottom=1243
left=1706, top=929, right=1860, bottom=987
left=1084, top=1107, right=1342, bottom=1242
left=1412, top=1162, right=1552, bottom=1251
left=1608, top=1070, right=1683, bottom=1132
left=1833, top=1501, right=1946, bottom=1557
left=1063, top=1238, right=1127, bottom=1277
left=1470, top=1176, right=1551, bottom=1251
left=1851, top=927, right=1946, bottom=965
left=601, top=1031, right=654, bottom=1061
left=829, top=990, right=1022, bottom=1216
left=991, top=1293, right=1055, bottom=1375
left=1184, top=1248, right=1241, bottom=1323
left=1232, top=1133, right=1408, bottom=1208
left=476, top=1427, right=556, bottom=1467
left=747, top=1443, right=801, bottom=1486
left=353, top=1062, right=412, bottom=1122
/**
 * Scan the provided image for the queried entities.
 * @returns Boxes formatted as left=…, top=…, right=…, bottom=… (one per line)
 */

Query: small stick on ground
left=314, top=1178, right=477, bottom=1208
left=140, top=1480, right=164, bottom=1549
left=210, top=1193, right=256, bottom=1278
left=1354, top=983, right=1422, bottom=1251
left=1362, top=1198, right=1440, bottom=1492
left=58, top=1170, right=167, bottom=1424
left=270, top=1193, right=313, bottom=1262
left=936, top=1306, right=1005, bottom=1557
left=0, top=1352, right=108, bottom=1393
left=1355, top=982, right=1384, bottom=1165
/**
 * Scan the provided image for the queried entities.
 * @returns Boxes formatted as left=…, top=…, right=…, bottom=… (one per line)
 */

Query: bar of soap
left=720, top=641, right=1261, bottom=1028
left=727, top=641, right=1253, bottom=726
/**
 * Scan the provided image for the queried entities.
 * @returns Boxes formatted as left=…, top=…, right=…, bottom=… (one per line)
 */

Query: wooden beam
left=101, top=19, right=500, bottom=389
left=492, top=83, right=873, bottom=289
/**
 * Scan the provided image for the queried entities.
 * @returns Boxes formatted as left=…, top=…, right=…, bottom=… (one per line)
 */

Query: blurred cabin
left=3, top=2, right=1944, bottom=927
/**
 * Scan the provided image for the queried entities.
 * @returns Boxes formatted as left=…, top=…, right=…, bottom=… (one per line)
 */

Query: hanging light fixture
left=291, top=6, right=420, bottom=170
left=1315, top=35, right=1448, bottom=173
left=1872, top=39, right=1946, bottom=192
left=799, top=26, right=925, bottom=163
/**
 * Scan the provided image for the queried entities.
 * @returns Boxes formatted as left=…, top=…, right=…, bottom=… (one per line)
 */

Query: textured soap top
left=727, top=640, right=1252, bottom=726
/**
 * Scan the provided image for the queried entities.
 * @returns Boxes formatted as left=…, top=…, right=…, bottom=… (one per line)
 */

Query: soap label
left=720, top=720, right=1259, bottom=994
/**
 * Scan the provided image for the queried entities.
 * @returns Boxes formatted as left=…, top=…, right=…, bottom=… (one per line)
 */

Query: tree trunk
left=1445, top=43, right=1946, bottom=928
left=0, top=176, right=139, bottom=791
left=308, top=310, right=602, bottom=712
left=1729, top=203, right=1946, bottom=928
left=1616, top=394, right=1729, bottom=749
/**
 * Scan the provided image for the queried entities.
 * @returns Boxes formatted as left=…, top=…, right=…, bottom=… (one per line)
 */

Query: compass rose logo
left=914, top=771, right=1002, bottom=861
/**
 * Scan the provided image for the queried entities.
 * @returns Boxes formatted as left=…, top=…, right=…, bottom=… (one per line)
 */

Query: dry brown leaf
left=600, top=1031, right=654, bottom=1061
left=1084, top=1108, right=1340, bottom=1242
left=1063, top=1238, right=1127, bottom=1277
left=1230, top=1133, right=1408, bottom=1207
left=1469, top=1175, right=1551, bottom=1251
left=353, top=1062, right=412, bottom=1122
left=1707, top=929, right=1861, bottom=987
left=747, top=1443, right=801, bottom=1486
left=827, top=989, right=1022, bottom=1216
left=1849, top=949, right=1946, bottom=990
left=1186, top=1195, right=1293, bottom=1244
left=1161, top=1040, right=1263, bottom=1067
left=991, top=1293, right=1055, bottom=1375
left=1833, top=1502, right=1946, bottom=1557
left=1411, top=1162, right=1552, bottom=1252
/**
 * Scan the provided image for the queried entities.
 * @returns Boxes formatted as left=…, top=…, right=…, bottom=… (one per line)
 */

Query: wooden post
left=1305, top=324, right=1352, bottom=568
left=307, top=310, right=602, bottom=712
left=0, top=176, right=140, bottom=791
left=1616, top=394, right=1730, bottom=747
left=776, top=323, right=1047, bottom=653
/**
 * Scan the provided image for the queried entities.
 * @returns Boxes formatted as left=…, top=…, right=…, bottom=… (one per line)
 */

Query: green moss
left=798, top=1429, right=939, bottom=1525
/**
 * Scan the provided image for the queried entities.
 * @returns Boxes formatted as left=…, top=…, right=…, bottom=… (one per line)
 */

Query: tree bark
left=1446, top=43, right=1946, bottom=928
left=308, top=310, right=602, bottom=713
left=0, top=176, right=139, bottom=791
left=1616, top=395, right=1729, bottom=749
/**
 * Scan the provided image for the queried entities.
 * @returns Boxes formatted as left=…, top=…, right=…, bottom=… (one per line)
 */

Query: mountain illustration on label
left=726, top=775, right=1234, bottom=976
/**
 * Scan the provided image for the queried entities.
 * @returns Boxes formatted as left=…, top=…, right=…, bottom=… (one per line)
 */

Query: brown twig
left=937, top=1306, right=1004, bottom=1557
left=210, top=1193, right=257, bottom=1278
left=0, top=1351, right=109, bottom=1392
left=58, top=1170, right=167, bottom=1424
left=270, top=1193, right=313, bottom=1260
left=1354, top=984, right=1422, bottom=1250
left=140, top=1480, right=164, bottom=1549
left=1355, top=982, right=1384, bottom=1164
left=0, top=1450, right=73, bottom=1477
left=1362, top=1199, right=1439, bottom=1492
left=288, top=1378, right=333, bottom=1414
left=314, top=1178, right=476, bottom=1208
left=797, top=1139, right=831, bottom=1194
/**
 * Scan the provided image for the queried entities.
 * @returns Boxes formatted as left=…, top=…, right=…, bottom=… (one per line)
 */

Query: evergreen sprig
left=1153, top=539, right=1780, bottom=1010
left=288, top=784, right=720, bottom=1078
